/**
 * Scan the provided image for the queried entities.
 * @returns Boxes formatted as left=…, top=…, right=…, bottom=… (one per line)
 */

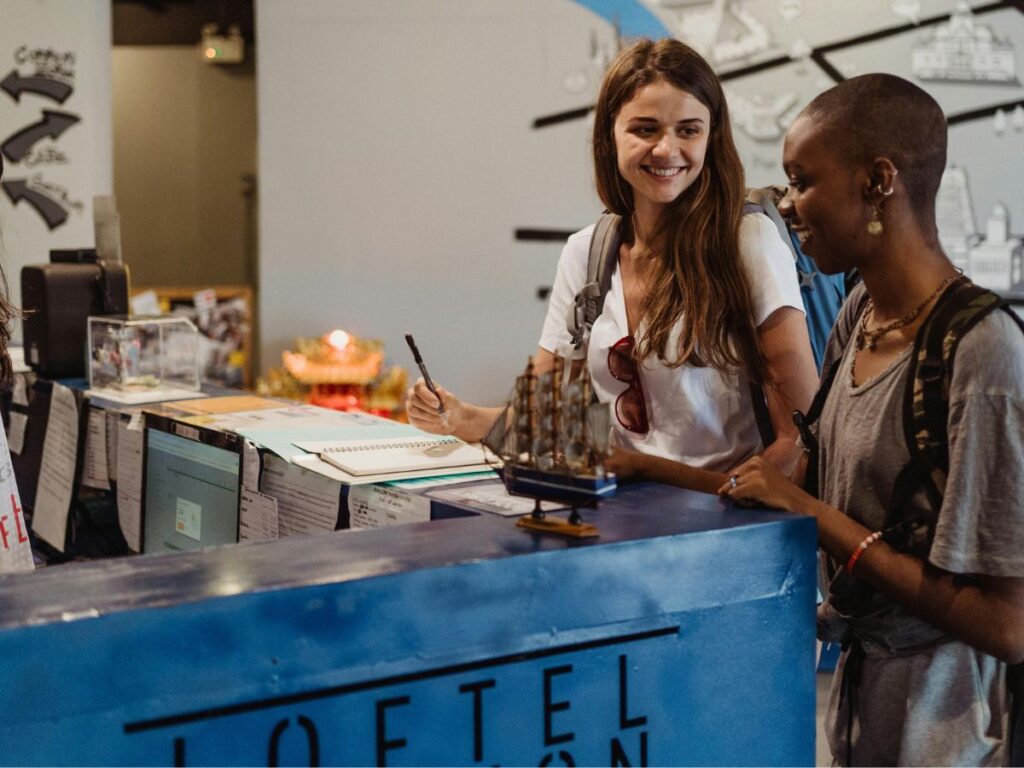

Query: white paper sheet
left=348, top=484, right=431, bottom=529
left=260, top=454, right=340, bottom=536
left=105, top=410, right=119, bottom=482
left=81, top=408, right=111, bottom=490
left=242, top=439, right=261, bottom=493
left=292, top=452, right=495, bottom=486
left=7, top=375, right=28, bottom=456
left=32, top=383, right=79, bottom=552
left=427, top=481, right=567, bottom=517
left=239, top=488, right=279, bottom=541
left=116, top=414, right=145, bottom=552
left=0, top=423, right=33, bottom=573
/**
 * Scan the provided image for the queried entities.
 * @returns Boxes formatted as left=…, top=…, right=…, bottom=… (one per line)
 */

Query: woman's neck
left=858, top=240, right=956, bottom=322
left=630, top=201, right=663, bottom=250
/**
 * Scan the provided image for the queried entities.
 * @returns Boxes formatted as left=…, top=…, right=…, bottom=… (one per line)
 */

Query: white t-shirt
left=538, top=214, right=804, bottom=472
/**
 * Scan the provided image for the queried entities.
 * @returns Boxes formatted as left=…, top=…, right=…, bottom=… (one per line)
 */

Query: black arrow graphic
left=1, top=110, right=79, bottom=163
left=2, top=179, right=68, bottom=230
left=0, top=70, right=73, bottom=104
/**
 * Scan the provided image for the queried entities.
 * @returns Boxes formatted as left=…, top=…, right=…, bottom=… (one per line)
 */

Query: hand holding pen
left=405, top=334, right=445, bottom=415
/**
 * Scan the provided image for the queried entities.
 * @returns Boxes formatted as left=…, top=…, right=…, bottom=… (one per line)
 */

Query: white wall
left=0, top=0, right=112, bottom=334
left=258, top=0, right=1024, bottom=404
left=257, top=0, right=607, bottom=405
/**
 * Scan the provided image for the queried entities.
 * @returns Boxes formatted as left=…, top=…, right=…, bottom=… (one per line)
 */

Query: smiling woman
left=406, top=38, right=818, bottom=494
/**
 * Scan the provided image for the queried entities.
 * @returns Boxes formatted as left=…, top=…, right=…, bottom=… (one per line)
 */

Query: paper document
left=116, top=414, right=145, bottom=552
left=82, top=408, right=111, bottom=490
left=0, top=422, right=33, bottom=573
left=427, top=480, right=567, bottom=517
left=260, top=454, right=341, bottom=535
left=242, top=440, right=261, bottom=492
left=348, top=485, right=431, bottom=529
left=293, top=452, right=495, bottom=486
left=33, top=383, right=79, bottom=551
left=239, top=488, right=279, bottom=541
left=7, top=375, right=28, bottom=456
left=105, top=411, right=119, bottom=483
left=163, top=396, right=284, bottom=415
left=298, top=436, right=491, bottom=477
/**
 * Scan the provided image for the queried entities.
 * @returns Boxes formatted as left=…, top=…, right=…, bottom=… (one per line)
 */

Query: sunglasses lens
left=615, top=387, right=649, bottom=433
left=608, top=338, right=637, bottom=383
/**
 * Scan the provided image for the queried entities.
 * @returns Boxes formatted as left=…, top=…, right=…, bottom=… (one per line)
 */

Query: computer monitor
left=141, top=413, right=243, bottom=554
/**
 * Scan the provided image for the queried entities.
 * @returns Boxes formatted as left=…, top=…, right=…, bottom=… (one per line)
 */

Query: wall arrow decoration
left=2, top=178, right=68, bottom=230
left=1, top=109, right=79, bottom=163
left=0, top=70, right=73, bottom=104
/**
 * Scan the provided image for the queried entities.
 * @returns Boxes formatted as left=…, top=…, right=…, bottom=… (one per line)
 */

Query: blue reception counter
left=0, top=483, right=817, bottom=766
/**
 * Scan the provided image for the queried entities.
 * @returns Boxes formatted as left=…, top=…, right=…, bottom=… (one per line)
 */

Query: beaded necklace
left=855, top=272, right=963, bottom=352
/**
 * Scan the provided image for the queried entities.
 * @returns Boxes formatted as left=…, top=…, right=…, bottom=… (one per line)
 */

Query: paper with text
left=260, top=454, right=340, bottom=536
left=239, top=488, right=279, bottom=541
left=348, top=484, right=431, bottom=529
left=427, top=481, right=567, bottom=517
left=32, top=383, right=79, bottom=552
left=7, top=375, right=28, bottom=456
left=82, top=408, right=111, bottom=490
left=0, top=424, right=33, bottom=573
left=242, top=440, right=261, bottom=492
left=105, top=410, right=119, bottom=482
left=116, top=415, right=145, bottom=552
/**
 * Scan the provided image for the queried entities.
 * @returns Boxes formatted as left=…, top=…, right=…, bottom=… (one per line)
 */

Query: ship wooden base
left=516, top=514, right=599, bottom=538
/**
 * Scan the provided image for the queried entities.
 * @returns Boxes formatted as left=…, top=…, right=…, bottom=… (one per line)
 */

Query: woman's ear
left=868, top=157, right=899, bottom=199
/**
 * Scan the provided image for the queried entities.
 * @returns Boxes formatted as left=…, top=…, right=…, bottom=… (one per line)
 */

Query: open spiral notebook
left=295, top=436, right=492, bottom=477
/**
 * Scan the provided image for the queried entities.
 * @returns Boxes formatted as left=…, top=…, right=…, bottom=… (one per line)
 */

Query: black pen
left=404, top=333, right=446, bottom=415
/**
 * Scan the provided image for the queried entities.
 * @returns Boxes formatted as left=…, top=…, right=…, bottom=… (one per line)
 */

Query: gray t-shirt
left=816, top=283, right=1024, bottom=766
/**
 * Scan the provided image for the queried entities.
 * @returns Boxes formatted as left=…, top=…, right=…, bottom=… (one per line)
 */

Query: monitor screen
left=142, top=417, right=242, bottom=553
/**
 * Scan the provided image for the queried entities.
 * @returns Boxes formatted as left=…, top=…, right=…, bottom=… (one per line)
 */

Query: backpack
left=566, top=186, right=846, bottom=444
left=792, top=277, right=1024, bottom=765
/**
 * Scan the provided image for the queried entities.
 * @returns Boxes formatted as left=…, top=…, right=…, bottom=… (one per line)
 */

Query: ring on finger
left=729, top=473, right=739, bottom=489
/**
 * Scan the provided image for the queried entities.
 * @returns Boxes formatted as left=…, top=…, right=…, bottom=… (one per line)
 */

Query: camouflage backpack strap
left=568, top=212, right=621, bottom=351
left=886, top=277, right=1012, bottom=546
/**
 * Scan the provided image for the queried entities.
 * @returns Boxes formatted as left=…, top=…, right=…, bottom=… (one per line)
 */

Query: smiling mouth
left=643, top=165, right=685, bottom=178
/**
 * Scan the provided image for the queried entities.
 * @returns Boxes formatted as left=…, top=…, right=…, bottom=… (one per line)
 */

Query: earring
left=867, top=203, right=883, bottom=236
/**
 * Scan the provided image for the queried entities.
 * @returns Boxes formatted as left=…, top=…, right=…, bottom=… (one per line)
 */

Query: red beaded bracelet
left=845, top=530, right=883, bottom=574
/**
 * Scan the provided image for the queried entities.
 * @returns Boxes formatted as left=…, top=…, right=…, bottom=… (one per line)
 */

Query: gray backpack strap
left=745, top=187, right=797, bottom=261
left=568, top=212, right=622, bottom=350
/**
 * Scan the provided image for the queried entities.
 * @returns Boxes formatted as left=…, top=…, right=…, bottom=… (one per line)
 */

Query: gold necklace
left=855, top=271, right=963, bottom=352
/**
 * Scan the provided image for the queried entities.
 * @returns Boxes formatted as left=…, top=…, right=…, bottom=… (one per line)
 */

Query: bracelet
left=845, top=530, right=883, bottom=574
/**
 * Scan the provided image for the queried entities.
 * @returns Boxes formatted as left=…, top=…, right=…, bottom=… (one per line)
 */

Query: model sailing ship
left=482, top=357, right=617, bottom=537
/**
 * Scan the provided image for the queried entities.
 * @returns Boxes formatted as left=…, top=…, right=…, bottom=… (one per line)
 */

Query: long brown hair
left=592, top=38, right=766, bottom=383
left=0, top=153, right=19, bottom=387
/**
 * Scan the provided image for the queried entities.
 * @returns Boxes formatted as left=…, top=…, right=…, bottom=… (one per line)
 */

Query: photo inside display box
left=170, top=297, right=250, bottom=388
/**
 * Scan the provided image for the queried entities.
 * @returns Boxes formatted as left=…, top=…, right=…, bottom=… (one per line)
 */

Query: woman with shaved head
left=722, top=74, right=1024, bottom=766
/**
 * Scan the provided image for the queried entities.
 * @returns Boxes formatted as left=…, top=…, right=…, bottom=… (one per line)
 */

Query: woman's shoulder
left=950, top=305, right=1024, bottom=400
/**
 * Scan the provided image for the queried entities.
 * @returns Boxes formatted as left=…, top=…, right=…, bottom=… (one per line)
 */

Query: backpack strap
left=568, top=212, right=622, bottom=351
left=886, top=278, right=1022, bottom=542
left=744, top=188, right=794, bottom=259
left=792, top=287, right=871, bottom=496
left=742, top=191, right=789, bottom=447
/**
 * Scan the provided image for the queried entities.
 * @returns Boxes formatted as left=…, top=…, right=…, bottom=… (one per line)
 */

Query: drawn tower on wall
left=968, top=203, right=1024, bottom=292
left=935, top=165, right=980, bottom=271
left=912, top=1, right=1017, bottom=83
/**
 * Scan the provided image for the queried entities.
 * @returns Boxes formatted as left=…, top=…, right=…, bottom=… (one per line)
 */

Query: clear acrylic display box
left=87, top=315, right=202, bottom=403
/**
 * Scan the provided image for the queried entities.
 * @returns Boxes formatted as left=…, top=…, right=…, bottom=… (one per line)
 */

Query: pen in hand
left=404, top=333, right=446, bottom=415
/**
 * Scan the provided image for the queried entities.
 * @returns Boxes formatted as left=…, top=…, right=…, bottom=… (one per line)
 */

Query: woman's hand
left=405, top=378, right=460, bottom=435
left=717, top=455, right=814, bottom=513
left=603, top=446, right=647, bottom=482
left=760, top=435, right=806, bottom=482
left=404, top=379, right=503, bottom=443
